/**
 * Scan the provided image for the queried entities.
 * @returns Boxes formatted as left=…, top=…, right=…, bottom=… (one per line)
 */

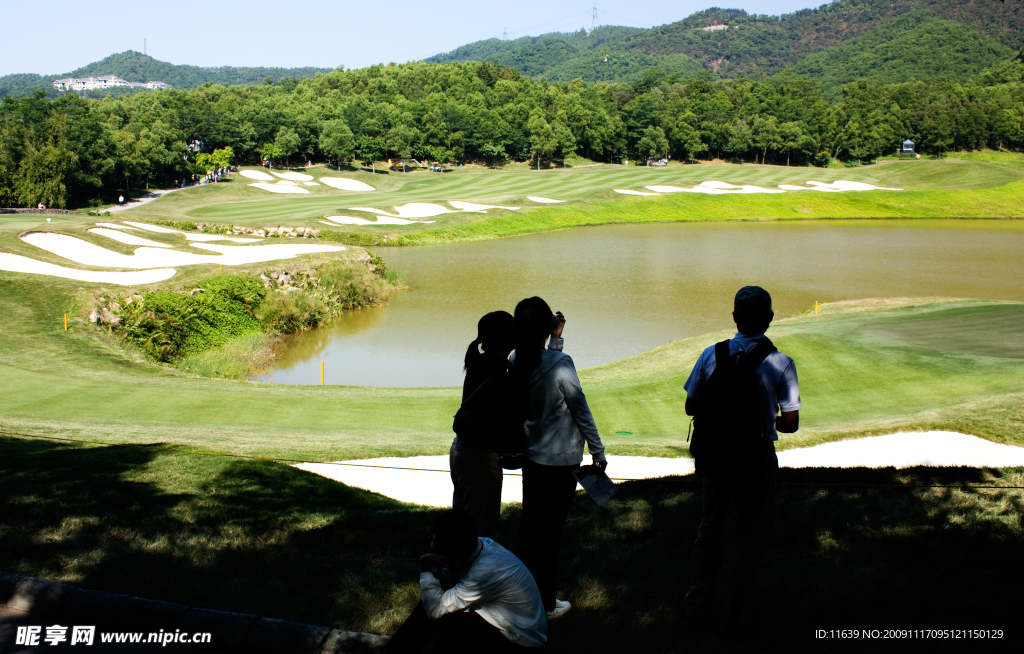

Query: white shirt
left=683, top=332, right=801, bottom=441
left=419, top=538, right=547, bottom=648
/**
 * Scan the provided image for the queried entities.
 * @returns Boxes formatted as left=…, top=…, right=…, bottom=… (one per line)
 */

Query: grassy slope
left=122, top=158, right=1024, bottom=245
left=3, top=436, right=1021, bottom=650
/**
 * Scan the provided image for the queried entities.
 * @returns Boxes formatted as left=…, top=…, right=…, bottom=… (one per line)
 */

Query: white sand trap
left=88, top=228, right=171, bottom=248
left=181, top=233, right=262, bottom=243
left=21, top=232, right=342, bottom=269
left=691, top=181, right=785, bottom=194
left=123, top=221, right=178, bottom=233
left=527, top=196, right=564, bottom=203
left=188, top=242, right=345, bottom=264
left=271, top=171, right=314, bottom=181
left=123, top=221, right=259, bottom=243
left=778, top=184, right=841, bottom=192
left=249, top=183, right=310, bottom=194
left=776, top=432, right=1024, bottom=469
left=350, top=203, right=453, bottom=218
left=780, top=180, right=902, bottom=192
left=809, top=180, right=901, bottom=191
left=295, top=431, right=1024, bottom=507
left=0, top=252, right=175, bottom=285
left=701, top=180, right=743, bottom=189
left=303, top=181, right=320, bottom=186
left=613, top=189, right=659, bottom=196
left=320, top=178, right=375, bottom=191
left=645, top=186, right=688, bottom=193
left=95, top=222, right=142, bottom=230
left=276, top=180, right=299, bottom=186
left=323, top=216, right=434, bottom=226
left=448, top=201, right=518, bottom=212
left=240, top=170, right=275, bottom=181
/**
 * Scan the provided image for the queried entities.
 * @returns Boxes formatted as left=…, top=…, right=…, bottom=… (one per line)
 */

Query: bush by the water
left=114, top=259, right=395, bottom=364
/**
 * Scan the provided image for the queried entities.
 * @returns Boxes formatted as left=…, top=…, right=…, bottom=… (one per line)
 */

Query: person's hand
left=551, top=311, right=566, bottom=339
left=593, top=457, right=607, bottom=472
left=419, top=553, right=456, bottom=573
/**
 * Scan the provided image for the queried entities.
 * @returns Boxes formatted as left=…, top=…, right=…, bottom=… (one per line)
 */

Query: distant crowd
left=389, top=288, right=800, bottom=652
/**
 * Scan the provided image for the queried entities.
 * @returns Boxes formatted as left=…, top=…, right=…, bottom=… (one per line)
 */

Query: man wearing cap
left=681, top=286, right=801, bottom=635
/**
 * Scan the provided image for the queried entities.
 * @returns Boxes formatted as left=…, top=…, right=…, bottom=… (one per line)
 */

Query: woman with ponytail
left=511, top=297, right=606, bottom=619
left=450, top=311, right=517, bottom=540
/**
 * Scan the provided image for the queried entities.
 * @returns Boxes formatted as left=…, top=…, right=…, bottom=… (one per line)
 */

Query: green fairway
left=119, top=157, right=1024, bottom=243
left=0, top=271, right=1021, bottom=462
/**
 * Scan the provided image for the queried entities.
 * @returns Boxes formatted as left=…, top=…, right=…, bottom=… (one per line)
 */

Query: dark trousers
left=515, top=460, right=578, bottom=612
left=450, top=437, right=504, bottom=540
left=684, top=444, right=778, bottom=627
left=386, top=602, right=525, bottom=654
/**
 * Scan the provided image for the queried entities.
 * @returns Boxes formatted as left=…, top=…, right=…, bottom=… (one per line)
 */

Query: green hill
left=427, top=0, right=1024, bottom=84
left=0, top=51, right=332, bottom=99
left=793, top=11, right=1015, bottom=99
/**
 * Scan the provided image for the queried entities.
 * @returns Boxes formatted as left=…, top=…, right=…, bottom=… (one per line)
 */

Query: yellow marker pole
left=321, top=361, right=324, bottom=386
left=64, top=314, right=67, bottom=330
left=219, top=262, right=222, bottom=271
left=815, top=301, right=819, bottom=314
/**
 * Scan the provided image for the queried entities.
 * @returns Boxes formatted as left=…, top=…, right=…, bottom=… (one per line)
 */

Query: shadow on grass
left=2, top=437, right=1022, bottom=652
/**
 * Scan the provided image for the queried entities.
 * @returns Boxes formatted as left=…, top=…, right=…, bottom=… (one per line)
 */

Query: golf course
left=2, top=155, right=1023, bottom=651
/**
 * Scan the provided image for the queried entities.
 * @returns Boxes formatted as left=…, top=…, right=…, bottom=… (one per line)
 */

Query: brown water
left=265, top=220, right=1024, bottom=387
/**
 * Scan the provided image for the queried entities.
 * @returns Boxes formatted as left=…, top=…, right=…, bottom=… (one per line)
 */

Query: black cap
left=734, top=286, right=773, bottom=316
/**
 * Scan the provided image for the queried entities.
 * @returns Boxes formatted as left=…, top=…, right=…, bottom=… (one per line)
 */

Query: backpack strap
left=713, top=340, right=732, bottom=373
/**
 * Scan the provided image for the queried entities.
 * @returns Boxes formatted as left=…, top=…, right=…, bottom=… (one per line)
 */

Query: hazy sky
left=3, top=1, right=827, bottom=76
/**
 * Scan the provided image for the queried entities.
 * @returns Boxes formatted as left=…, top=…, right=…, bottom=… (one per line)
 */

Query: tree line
left=2, top=57, right=1023, bottom=208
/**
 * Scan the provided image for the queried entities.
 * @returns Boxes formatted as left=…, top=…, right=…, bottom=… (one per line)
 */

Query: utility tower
left=144, top=38, right=146, bottom=55
left=590, top=3, right=598, bottom=34
left=502, top=27, right=507, bottom=41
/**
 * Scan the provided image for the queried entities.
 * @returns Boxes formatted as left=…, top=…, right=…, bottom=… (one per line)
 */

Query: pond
left=264, top=220, right=1024, bottom=387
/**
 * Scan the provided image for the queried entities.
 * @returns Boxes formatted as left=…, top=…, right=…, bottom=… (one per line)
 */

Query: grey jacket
left=513, top=347, right=606, bottom=466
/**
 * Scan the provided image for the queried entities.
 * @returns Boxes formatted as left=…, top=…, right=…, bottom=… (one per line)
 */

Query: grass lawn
left=2, top=436, right=1021, bottom=652
left=114, top=157, right=1024, bottom=244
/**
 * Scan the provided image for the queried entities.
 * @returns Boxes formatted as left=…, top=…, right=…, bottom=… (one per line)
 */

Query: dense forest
left=429, top=0, right=1024, bottom=92
left=3, top=51, right=1023, bottom=209
left=0, top=51, right=332, bottom=100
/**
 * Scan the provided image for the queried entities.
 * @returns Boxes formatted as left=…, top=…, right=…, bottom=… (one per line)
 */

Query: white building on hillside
left=53, top=75, right=171, bottom=91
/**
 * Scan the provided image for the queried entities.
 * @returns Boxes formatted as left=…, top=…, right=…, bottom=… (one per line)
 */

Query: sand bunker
left=271, top=171, right=314, bottom=182
left=276, top=180, right=299, bottom=186
left=20, top=232, right=343, bottom=269
left=0, top=252, right=175, bottom=285
left=350, top=203, right=453, bottom=218
left=527, top=196, right=565, bottom=203
left=239, top=170, right=275, bottom=181
left=88, top=228, right=171, bottom=248
left=295, top=432, right=1024, bottom=507
left=614, top=189, right=659, bottom=196
left=96, top=222, right=142, bottom=230
left=448, top=201, right=518, bottom=212
left=783, top=180, right=902, bottom=192
left=249, top=183, right=310, bottom=194
left=646, top=182, right=784, bottom=194
left=320, top=178, right=375, bottom=192
left=322, top=216, right=435, bottom=226
left=123, top=222, right=178, bottom=233
left=122, top=222, right=259, bottom=243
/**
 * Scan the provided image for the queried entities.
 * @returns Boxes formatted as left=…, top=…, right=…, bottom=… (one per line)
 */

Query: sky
left=2, top=1, right=828, bottom=76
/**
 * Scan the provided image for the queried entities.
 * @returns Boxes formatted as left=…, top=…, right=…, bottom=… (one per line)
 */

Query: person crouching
left=387, top=510, right=547, bottom=653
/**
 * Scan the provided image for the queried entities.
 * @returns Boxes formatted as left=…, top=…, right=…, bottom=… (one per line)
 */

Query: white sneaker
left=546, top=599, right=571, bottom=619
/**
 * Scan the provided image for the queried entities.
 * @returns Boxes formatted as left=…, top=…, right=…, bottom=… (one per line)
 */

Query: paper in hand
left=573, top=465, right=616, bottom=506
